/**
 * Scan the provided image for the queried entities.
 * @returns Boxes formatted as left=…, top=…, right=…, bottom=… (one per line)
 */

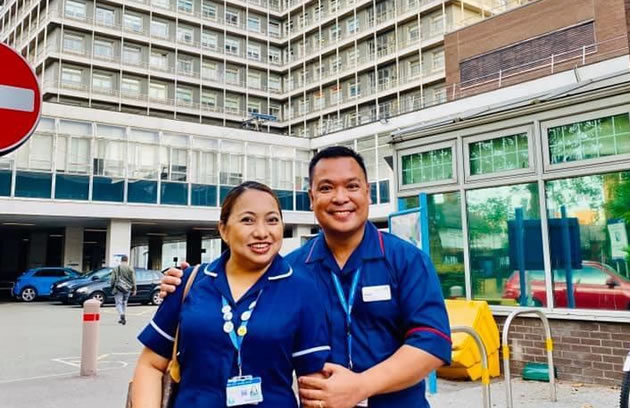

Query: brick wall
left=495, top=316, right=630, bottom=386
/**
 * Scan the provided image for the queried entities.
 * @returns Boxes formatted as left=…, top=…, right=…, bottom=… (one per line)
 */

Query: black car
left=50, top=267, right=114, bottom=303
left=67, top=269, right=163, bottom=306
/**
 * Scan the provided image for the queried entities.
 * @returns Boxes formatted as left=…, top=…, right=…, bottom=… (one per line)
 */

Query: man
left=110, top=255, right=136, bottom=325
left=160, top=146, right=451, bottom=407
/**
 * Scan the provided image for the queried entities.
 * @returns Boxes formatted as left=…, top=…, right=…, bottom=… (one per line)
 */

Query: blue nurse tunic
left=286, top=221, right=452, bottom=408
left=138, top=252, right=330, bottom=408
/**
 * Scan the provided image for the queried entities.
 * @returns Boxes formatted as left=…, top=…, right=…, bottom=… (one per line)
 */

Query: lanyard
left=222, top=290, right=263, bottom=377
left=330, top=268, right=361, bottom=369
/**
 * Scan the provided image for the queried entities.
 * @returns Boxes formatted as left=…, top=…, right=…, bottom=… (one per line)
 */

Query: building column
left=29, top=232, right=47, bottom=268
left=293, top=225, right=313, bottom=242
left=148, top=237, right=163, bottom=270
left=105, top=219, right=131, bottom=267
left=186, top=230, right=202, bottom=266
left=63, top=226, right=83, bottom=271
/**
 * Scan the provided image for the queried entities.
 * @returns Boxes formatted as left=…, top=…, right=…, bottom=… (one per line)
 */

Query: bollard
left=80, top=299, right=101, bottom=376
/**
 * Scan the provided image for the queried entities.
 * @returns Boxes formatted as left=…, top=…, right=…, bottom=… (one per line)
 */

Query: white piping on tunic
left=268, top=267, right=293, bottom=280
left=204, top=264, right=218, bottom=277
left=291, top=345, right=331, bottom=358
left=150, top=320, right=175, bottom=342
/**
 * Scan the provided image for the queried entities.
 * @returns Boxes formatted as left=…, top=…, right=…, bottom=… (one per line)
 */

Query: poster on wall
left=608, top=221, right=629, bottom=259
left=388, top=209, right=422, bottom=248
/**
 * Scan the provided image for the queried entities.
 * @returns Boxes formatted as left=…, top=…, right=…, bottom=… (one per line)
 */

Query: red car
left=502, top=261, right=630, bottom=310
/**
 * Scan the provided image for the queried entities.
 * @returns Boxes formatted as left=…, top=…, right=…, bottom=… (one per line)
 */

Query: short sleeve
left=137, top=266, right=195, bottom=359
left=398, top=249, right=452, bottom=365
left=291, top=275, right=331, bottom=376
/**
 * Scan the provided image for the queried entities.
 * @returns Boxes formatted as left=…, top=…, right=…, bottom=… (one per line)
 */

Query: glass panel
left=545, top=171, right=630, bottom=310
left=467, top=183, right=543, bottom=306
left=398, top=195, right=419, bottom=210
left=15, top=171, right=52, bottom=198
left=378, top=180, right=390, bottom=203
left=296, top=191, right=310, bottom=211
left=160, top=182, right=188, bottom=205
left=548, top=113, right=630, bottom=164
left=92, top=177, right=124, bottom=202
left=274, top=189, right=294, bottom=211
left=191, top=184, right=217, bottom=207
left=0, top=170, right=11, bottom=196
left=55, top=174, right=89, bottom=200
left=128, top=180, right=157, bottom=203
left=469, top=133, right=529, bottom=175
left=369, top=182, right=378, bottom=204
left=401, top=147, right=452, bottom=185
left=428, top=192, right=465, bottom=299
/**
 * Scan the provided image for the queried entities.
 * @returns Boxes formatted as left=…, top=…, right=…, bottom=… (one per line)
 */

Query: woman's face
left=219, top=189, right=284, bottom=271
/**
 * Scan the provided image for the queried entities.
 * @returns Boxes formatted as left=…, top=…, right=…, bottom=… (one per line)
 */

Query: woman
left=132, top=181, right=330, bottom=407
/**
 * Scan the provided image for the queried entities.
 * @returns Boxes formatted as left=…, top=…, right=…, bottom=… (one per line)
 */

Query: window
left=330, top=56, right=341, bottom=73
left=314, top=4, right=323, bottom=20
left=348, top=49, right=359, bottom=66
left=225, top=97, right=240, bottom=114
left=247, top=101, right=261, bottom=114
left=61, top=67, right=82, bottom=87
left=434, top=87, right=446, bottom=104
left=202, top=2, right=217, bottom=20
left=123, top=45, right=142, bottom=65
left=150, top=51, right=169, bottom=70
left=268, top=76, right=281, bottom=92
left=149, top=82, right=167, bottom=101
left=298, top=13, right=307, bottom=29
left=226, top=10, right=239, bottom=27
left=329, top=24, right=340, bottom=41
left=268, top=48, right=281, bottom=64
left=151, top=19, right=169, bottom=38
left=177, top=57, right=193, bottom=75
left=469, top=133, right=529, bottom=176
left=408, top=24, right=419, bottom=42
left=248, top=16, right=261, bottom=32
left=121, top=78, right=141, bottom=95
left=63, top=34, right=83, bottom=53
left=432, top=50, right=444, bottom=71
left=152, top=0, right=170, bottom=8
left=269, top=104, right=281, bottom=120
left=225, top=67, right=239, bottom=85
left=268, top=21, right=281, bottom=37
left=314, top=91, right=324, bottom=109
left=315, top=63, right=325, bottom=79
left=93, top=39, right=113, bottom=60
left=95, top=7, right=114, bottom=26
left=247, top=44, right=261, bottom=61
left=176, top=87, right=193, bottom=105
left=431, top=14, right=444, bottom=35
left=409, top=59, right=420, bottom=78
left=225, top=38, right=239, bottom=55
left=547, top=113, right=630, bottom=165
left=65, top=0, right=86, bottom=18
left=330, top=0, right=338, bottom=12
left=248, top=72, right=261, bottom=89
left=330, top=85, right=341, bottom=104
left=401, top=145, right=453, bottom=185
left=177, top=0, right=193, bottom=13
left=202, top=61, right=218, bottom=80
left=177, top=26, right=194, bottom=44
left=349, top=80, right=360, bottom=98
left=347, top=17, right=359, bottom=34
left=201, top=32, right=218, bottom=50
left=92, top=73, right=113, bottom=92
left=124, top=14, right=143, bottom=33
left=201, top=92, right=217, bottom=110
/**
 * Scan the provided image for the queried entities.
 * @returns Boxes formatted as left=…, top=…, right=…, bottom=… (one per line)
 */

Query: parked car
left=502, top=261, right=630, bottom=310
left=50, top=267, right=113, bottom=304
left=67, top=269, right=163, bottom=306
left=12, top=267, right=82, bottom=302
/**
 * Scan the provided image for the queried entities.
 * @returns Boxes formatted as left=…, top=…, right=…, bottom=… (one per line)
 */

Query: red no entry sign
left=0, top=43, right=42, bottom=156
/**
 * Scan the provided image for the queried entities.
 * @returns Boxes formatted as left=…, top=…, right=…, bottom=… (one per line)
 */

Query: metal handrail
left=502, top=309, right=556, bottom=408
left=450, top=325, right=491, bottom=408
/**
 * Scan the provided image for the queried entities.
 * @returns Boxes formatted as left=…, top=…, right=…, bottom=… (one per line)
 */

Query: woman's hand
left=159, top=268, right=183, bottom=298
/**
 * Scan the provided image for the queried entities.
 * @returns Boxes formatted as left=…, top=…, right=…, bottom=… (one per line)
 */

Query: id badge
left=226, top=376, right=263, bottom=407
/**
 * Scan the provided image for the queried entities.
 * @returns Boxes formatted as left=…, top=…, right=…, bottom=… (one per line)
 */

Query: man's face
left=309, top=157, right=370, bottom=238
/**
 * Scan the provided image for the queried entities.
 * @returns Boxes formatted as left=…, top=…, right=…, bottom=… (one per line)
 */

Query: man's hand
left=298, top=363, right=368, bottom=408
left=132, top=290, right=137, bottom=296
left=159, top=268, right=183, bottom=298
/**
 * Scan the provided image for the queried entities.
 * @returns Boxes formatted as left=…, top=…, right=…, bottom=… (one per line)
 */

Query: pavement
left=0, top=300, right=621, bottom=408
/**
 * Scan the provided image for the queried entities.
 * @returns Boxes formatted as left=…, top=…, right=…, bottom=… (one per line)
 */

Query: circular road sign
left=0, top=43, right=42, bottom=157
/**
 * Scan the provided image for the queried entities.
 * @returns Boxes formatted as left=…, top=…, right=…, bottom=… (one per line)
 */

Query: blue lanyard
left=222, top=290, right=263, bottom=376
left=330, top=268, right=361, bottom=369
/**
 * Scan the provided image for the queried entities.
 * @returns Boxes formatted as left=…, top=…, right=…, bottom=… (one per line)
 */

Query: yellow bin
left=437, top=300, right=501, bottom=381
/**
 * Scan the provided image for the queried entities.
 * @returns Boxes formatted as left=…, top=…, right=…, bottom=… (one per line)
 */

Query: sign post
left=0, top=43, right=42, bottom=157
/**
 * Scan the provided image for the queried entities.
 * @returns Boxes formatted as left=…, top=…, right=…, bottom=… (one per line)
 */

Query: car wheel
left=20, top=287, right=37, bottom=302
left=87, top=291, right=105, bottom=306
left=150, top=290, right=163, bottom=306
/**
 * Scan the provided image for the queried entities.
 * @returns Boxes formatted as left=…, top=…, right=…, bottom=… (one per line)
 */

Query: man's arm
left=110, top=266, right=118, bottom=288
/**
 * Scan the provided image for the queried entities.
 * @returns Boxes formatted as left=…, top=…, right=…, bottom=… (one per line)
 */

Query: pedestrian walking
left=110, top=255, right=136, bottom=325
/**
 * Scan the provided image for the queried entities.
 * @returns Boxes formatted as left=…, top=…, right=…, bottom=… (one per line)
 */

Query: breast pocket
left=355, top=284, right=400, bottom=330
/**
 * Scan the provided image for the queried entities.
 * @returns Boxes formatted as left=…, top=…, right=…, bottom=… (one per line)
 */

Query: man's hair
left=308, top=146, right=368, bottom=186
left=121, top=255, right=128, bottom=262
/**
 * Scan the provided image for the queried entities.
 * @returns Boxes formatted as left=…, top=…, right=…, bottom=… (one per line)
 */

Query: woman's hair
left=219, top=181, right=283, bottom=225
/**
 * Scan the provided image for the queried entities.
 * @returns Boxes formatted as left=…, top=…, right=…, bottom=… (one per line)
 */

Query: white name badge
left=357, top=399, right=369, bottom=407
left=226, top=376, right=263, bottom=406
left=362, top=285, right=391, bottom=302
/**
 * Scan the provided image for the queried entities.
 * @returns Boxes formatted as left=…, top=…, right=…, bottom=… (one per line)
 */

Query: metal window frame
left=397, top=139, right=458, bottom=191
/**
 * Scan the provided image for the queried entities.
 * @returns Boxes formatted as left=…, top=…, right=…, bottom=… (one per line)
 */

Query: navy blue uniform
left=138, top=253, right=330, bottom=408
left=285, top=221, right=451, bottom=408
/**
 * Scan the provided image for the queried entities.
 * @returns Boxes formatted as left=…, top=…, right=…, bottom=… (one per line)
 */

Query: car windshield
left=84, top=268, right=112, bottom=280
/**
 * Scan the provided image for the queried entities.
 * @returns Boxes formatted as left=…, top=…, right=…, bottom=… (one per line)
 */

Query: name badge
left=226, top=376, right=263, bottom=406
left=357, top=399, right=369, bottom=407
left=362, top=285, right=391, bottom=302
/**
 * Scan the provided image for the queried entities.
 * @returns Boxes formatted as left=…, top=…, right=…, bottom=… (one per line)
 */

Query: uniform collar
left=203, top=251, right=293, bottom=281
left=305, top=222, right=386, bottom=270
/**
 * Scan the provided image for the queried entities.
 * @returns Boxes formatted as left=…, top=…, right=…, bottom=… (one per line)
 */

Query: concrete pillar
left=186, top=230, right=202, bottom=266
left=105, top=219, right=131, bottom=267
left=148, top=237, right=163, bottom=270
left=293, top=225, right=313, bottom=242
left=29, top=232, right=47, bottom=268
left=63, top=226, right=83, bottom=271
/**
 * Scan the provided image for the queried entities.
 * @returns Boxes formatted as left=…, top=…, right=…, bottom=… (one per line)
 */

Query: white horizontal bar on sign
left=0, top=84, right=35, bottom=112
